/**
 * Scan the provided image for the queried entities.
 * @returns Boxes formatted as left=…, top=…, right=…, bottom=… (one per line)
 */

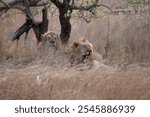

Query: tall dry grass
left=0, top=5, right=150, bottom=99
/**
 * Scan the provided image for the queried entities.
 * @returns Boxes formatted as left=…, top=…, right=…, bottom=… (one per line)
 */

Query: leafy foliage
left=128, top=0, right=142, bottom=5
left=127, top=0, right=150, bottom=6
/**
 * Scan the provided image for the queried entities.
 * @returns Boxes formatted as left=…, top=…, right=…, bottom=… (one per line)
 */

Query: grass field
left=0, top=2, right=150, bottom=99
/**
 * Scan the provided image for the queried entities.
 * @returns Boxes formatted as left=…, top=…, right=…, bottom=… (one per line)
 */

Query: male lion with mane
left=69, top=37, right=93, bottom=65
left=68, top=37, right=105, bottom=70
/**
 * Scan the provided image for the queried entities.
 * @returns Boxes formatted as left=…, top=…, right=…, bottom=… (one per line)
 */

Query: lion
left=69, top=37, right=94, bottom=65
left=38, top=31, right=61, bottom=52
left=68, top=37, right=104, bottom=70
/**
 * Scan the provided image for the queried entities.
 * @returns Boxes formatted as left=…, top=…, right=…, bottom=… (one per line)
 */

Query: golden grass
left=0, top=62, right=149, bottom=99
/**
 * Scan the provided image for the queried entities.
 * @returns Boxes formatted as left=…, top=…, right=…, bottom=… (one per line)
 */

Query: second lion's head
left=41, top=31, right=60, bottom=50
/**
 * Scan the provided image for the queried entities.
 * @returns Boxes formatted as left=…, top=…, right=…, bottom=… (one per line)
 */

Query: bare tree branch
left=0, top=0, right=9, bottom=7
left=0, top=0, right=22, bottom=12
left=0, top=0, right=51, bottom=44
left=0, top=0, right=49, bottom=13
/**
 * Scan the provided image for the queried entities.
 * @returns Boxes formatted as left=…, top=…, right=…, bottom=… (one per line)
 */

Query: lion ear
left=80, top=37, right=86, bottom=42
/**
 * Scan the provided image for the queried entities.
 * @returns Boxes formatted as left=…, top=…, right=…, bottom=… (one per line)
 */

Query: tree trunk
left=59, top=7, right=72, bottom=44
left=51, top=0, right=72, bottom=44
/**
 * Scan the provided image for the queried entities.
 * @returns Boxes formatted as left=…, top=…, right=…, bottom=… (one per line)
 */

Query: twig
left=0, top=0, right=9, bottom=8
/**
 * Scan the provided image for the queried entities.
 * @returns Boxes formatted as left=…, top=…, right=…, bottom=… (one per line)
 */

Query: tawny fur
left=38, top=31, right=61, bottom=52
left=68, top=37, right=94, bottom=65
left=66, top=37, right=103, bottom=69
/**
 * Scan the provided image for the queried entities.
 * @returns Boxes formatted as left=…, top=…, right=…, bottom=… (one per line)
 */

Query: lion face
left=41, top=31, right=60, bottom=50
left=71, top=37, right=93, bottom=63
left=73, top=42, right=92, bottom=57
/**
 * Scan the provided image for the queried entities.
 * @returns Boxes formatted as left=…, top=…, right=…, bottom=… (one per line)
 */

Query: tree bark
left=51, top=0, right=72, bottom=44
left=59, top=5, right=72, bottom=44
left=12, top=7, right=48, bottom=43
left=33, top=6, right=49, bottom=43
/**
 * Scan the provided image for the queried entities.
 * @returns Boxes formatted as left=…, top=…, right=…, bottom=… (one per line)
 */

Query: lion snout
left=86, top=49, right=92, bottom=56
left=49, top=40, right=56, bottom=47
left=82, top=48, right=92, bottom=57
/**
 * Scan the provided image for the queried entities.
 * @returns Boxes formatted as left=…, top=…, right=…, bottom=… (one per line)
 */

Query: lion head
left=41, top=31, right=60, bottom=50
left=70, top=37, right=93, bottom=63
